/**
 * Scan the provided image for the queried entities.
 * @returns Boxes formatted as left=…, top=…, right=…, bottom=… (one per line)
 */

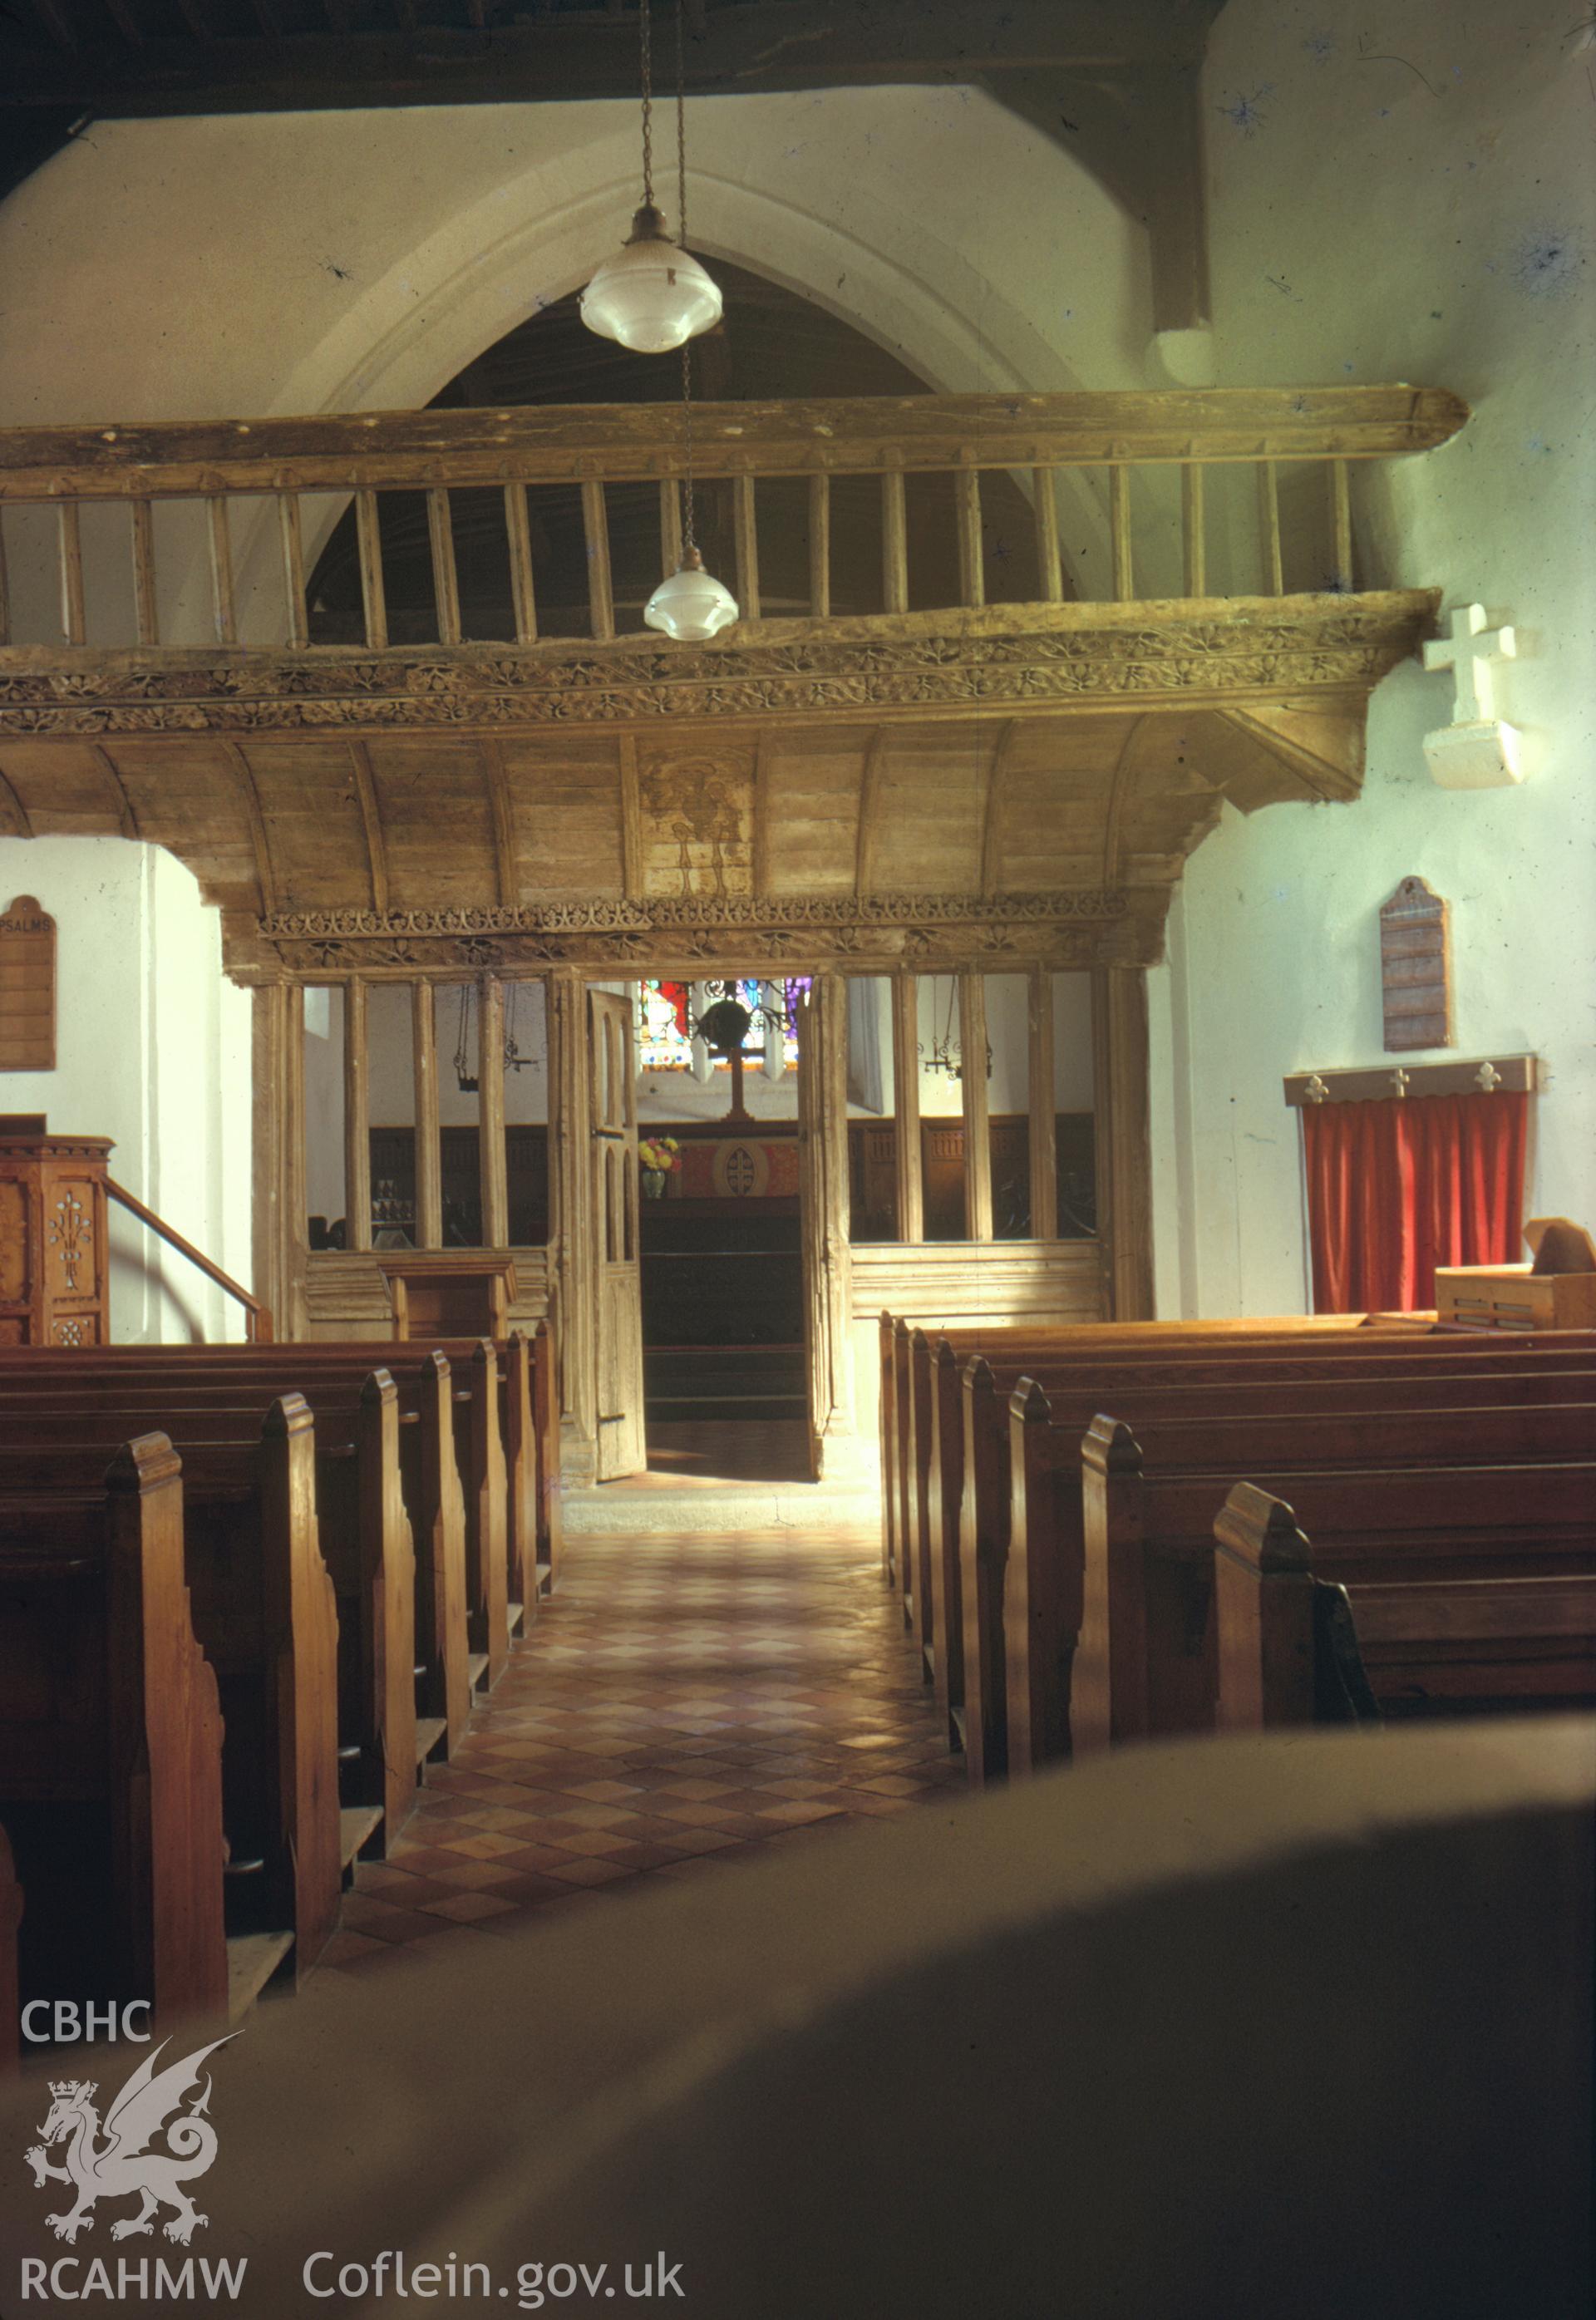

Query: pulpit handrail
left=107, top=1177, right=273, bottom=1342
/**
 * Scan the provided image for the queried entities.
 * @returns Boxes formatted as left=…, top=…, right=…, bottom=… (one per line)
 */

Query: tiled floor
left=321, top=1509, right=963, bottom=1976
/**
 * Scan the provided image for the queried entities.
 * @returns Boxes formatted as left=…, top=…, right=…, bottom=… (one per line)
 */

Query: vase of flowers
left=638, top=1136, right=680, bottom=1198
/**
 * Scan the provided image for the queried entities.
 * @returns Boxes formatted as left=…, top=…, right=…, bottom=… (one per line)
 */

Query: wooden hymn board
left=1380, top=876, right=1451, bottom=1052
left=0, top=896, right=57, bottom=1071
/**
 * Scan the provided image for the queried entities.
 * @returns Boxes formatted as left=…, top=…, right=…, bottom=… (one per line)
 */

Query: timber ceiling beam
left=0, top=1, right=1224, bottom=330
left=0, top=767, right=34, bottom=837
left=223, top=738, right=278, bottom=916
left=854, top=730, right=889, bottom=899
left=617, top=732, right=643, bottom=903
left=477, top=735, right=519, bottom=905
left=91, top=741, right=140, bottom=840
left=345, top=740, right=389, bottom=914
left=979, top=719, right=1022, bottom=899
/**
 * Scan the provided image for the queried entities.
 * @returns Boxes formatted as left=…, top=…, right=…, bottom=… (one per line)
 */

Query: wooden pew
left=2, top=1331, right=530, bottom=1680
left=520, top=1319, right=564, bottom=1601
left=1215, top=1481, right=1596, bottom=1726
left=457, top=1340, right=510, bottom=1686
left=0, top=1398, right=342, bottom=1983
left=878, top=1313, right=899, bottom=1583
left=0, top=1436, right=229, bottom=2029
left=1, top=1345, right=478, bottom=1756
left=921, top=1331, right=1594, bottom=1775
left=2, top=1374, right=419, bottom=1856
left=890, top=1313, right=1447, bottom=1629
left=1001, top=1352, right=1596, bottom=1776
left=0, top=1820, right=18, bottom=2077
left=1077, top=1407, right=1596, bottom=1753
left=876, top=1309, right=1430, bottom=1593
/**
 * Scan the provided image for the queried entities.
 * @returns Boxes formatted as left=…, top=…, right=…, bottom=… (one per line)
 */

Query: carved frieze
left=231, top=888, right=1150, bottom=979
left=0, top=594, right=1437, bottom=739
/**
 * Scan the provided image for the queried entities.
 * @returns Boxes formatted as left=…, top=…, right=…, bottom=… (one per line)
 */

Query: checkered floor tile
left=320, top=1515, right=961, bottom=1975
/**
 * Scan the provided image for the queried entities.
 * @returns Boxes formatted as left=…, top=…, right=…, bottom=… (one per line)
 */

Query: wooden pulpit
left=0, top=1116, right=114, bottom=1347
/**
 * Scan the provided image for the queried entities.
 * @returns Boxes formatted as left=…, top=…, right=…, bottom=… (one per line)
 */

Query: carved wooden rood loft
left=0, top=383, right=1467, bottom=983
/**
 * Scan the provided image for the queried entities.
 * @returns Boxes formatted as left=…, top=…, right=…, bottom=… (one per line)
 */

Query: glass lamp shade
left=579, top=204, right=723, bottom=353
left=644, top=549, right=740, bottom=641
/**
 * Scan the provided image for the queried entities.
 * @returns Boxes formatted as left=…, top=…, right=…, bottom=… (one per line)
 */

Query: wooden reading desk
left=375, top=1253, right=520, bottom=1342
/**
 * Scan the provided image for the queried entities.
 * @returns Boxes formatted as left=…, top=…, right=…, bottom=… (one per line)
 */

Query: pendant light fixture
left=644, top=4, right=739, bottom=641
left=644, top=342, right=740, bottom=639
left=579, top=0, right=722, bottom=354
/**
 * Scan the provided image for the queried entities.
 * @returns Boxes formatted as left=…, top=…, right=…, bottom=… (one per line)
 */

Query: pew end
left=1214, top=1481, right=1380, bottom=1730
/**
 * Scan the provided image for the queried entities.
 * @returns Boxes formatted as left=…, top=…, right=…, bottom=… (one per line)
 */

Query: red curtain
left=1303, top=1091, right=1529, bottom=1313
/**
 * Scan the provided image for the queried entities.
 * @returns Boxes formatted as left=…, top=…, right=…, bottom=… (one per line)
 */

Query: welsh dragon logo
left=25, top=2036, right=234, bottom=2246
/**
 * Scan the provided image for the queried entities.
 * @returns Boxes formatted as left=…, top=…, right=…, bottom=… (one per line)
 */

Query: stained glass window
left=637, top=980, right=696, bottom=1073
left=634, top=978, right=804, bottom=1073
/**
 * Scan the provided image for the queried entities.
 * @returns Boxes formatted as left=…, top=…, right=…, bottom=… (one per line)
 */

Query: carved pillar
left=411, top=981, right=442, bottom=1251
left=1027, top=966, right=1059, bottom=1241
left=547, top=970, right=596, bottom=1452
left=891, top=973, right=924, bottom=1243
left=478, top=975, right=509, bottom=1249
left=959, top=971, right=993, bottom=1242
left=800, top=972, right=855, bottom=1466
left=343, top=977, right=372, bottom=1254
left=1092, top=966, right=1154, bottom=1320
left=252, top=981, right=307, bottom=1339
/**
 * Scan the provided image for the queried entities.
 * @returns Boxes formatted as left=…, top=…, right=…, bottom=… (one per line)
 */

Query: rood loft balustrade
left=0, top=384, right=1466, bottom=672
left=0, top=385, right=1469, bottom=993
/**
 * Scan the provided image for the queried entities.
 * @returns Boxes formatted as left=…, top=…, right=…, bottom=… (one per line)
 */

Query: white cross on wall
left=1423, top=602, right=1517, bottom=724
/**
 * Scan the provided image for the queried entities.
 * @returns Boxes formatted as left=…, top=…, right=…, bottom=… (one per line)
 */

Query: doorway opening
left=625, top=977, right=810, bottom=1485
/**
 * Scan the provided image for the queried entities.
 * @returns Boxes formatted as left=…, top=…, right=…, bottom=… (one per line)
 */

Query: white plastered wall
left=1149, top=0, right=1596, bottom=1318
left=0, top=836, right=253, bottom=1339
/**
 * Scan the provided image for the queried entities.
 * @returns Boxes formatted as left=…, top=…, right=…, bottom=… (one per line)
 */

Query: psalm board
left=0, top=896, right=56, bottom=1070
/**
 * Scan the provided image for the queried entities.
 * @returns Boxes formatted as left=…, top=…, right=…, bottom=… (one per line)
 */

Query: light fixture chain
left=680, top=337, right=697, bottom=553
left=638, top=0, right=654, bottom=209
left=674, top=0, right=694, bottom=549
left=676, top=0, right=689, bottom=248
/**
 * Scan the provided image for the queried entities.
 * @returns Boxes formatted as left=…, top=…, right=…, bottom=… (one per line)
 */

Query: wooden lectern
left=0, top=1116, right=114, bottom=1346
left=374, top=1251, right=519, bottom=1342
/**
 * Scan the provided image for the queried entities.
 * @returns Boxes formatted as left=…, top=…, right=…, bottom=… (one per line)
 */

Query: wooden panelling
left=365, top=739, right=496, bottom=909
left=497, top=736, right=627, bottom=899
left=848, top=1237, right=1104, bottom=1432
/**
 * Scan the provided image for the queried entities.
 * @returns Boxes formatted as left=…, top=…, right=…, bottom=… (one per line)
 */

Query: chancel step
left=644, top=1343, right=807, bottom=1424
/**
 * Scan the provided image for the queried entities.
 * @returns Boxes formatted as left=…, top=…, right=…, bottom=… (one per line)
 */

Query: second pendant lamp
left=645, top=335, right=739, bottom=640
left=579, top=0, right=722, bottom=355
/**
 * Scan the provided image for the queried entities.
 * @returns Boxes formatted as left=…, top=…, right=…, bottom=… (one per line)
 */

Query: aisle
left=323, top=1518, right=963, bottom=1974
